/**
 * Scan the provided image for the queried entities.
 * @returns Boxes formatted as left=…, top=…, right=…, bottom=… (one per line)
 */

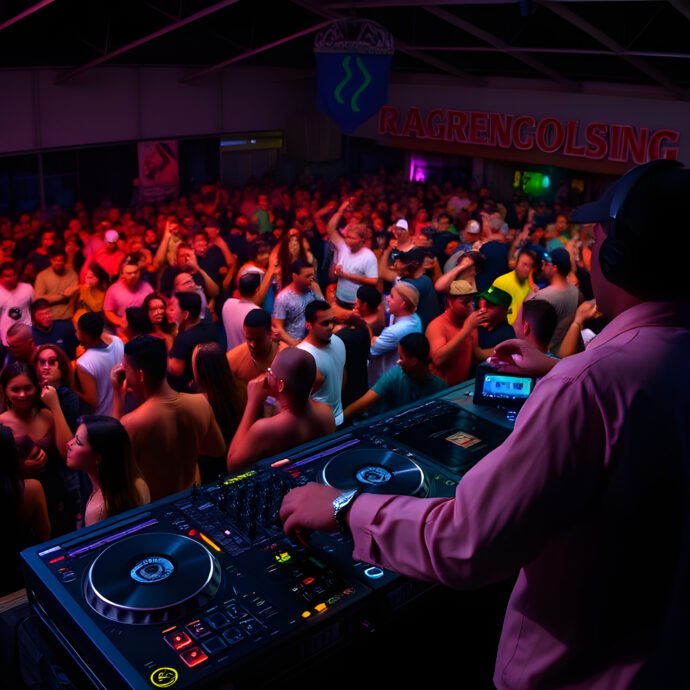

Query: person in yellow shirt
left=492, top=248, right=538, bottom=325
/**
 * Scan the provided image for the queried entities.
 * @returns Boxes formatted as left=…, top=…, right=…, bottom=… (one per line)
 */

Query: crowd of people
left=0, top=171, right=599, bottom=595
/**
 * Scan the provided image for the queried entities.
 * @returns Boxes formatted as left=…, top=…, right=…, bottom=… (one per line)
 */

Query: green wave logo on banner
left=315, top=20, right=393, bottom=135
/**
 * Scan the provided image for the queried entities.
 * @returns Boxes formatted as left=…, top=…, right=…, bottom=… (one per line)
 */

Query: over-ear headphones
left=598, top=159, right=684, bottom=292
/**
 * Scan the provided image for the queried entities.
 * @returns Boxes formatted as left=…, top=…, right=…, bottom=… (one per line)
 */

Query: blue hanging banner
left=315, top=20, right=394, bottom=135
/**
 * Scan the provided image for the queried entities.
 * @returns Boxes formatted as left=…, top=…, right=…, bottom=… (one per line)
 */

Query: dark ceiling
left=0, top=0, right=688, bottom=98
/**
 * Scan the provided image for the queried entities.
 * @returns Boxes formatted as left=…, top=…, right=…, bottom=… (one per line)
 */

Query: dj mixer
left=21, top=383, right=515, bottom=689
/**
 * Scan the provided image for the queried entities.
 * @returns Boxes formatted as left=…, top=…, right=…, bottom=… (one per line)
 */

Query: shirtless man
left=227, top=348, right=335, bottom=472
left=426, top=280, right=488, bottom=386
left=113, top=335, right=225, bottom=501
left=227, top=309, right=286, bottom=391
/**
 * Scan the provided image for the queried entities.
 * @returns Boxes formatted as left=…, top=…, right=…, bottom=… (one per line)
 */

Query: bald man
left=226, top=347, right=335, bottom=472
left=6, top=323, right=36, bottom=365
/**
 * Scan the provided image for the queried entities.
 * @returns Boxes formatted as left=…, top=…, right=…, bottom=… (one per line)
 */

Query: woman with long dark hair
left=0, top=424, right=50, bottom=594
left=192, top=342, right=244, bottom=481
left=32, top=343, right=80, bottom=432
left=66, top=415, right=150, bottom=526
left=0, top=362, right=75, bottom=534
left=32, top=345, right=91, bottom=521
left=70, top=262, right=109, bottom=328
left=142, top=291, right=175, bottom=351
left=277, top=228, right=314, bottom=290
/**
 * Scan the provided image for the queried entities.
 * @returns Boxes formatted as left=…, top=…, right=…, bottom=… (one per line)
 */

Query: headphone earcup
left=598, top=234, right=627, bottom=288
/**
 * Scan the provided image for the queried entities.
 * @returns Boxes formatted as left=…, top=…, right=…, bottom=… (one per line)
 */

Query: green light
left=522, top=172, right=550, bottom=196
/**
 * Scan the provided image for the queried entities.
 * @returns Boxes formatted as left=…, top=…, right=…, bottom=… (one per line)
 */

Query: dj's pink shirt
left=350, top=300, right=690, bottom=690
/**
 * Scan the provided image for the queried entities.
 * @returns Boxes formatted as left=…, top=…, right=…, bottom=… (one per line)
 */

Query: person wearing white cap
left=389, top=217, right=415, bottom=254
left=82, top=228, right=125, bottom=284
left=367, top=281, right=421, bottom=386
left=378, top=217, right=417, bottom=283
left=325, top=197, right=379, bottom=309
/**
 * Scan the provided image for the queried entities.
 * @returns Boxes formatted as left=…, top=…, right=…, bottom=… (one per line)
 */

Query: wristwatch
left=333, top=489, right=361, bottom=535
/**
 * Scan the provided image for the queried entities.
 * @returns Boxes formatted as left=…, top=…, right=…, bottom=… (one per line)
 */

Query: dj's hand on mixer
left=176, top=469, right=302, bottom=556
left=216, top=471, right=297, bottom=537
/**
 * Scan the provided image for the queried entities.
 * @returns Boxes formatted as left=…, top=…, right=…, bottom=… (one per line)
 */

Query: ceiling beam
left=291, top=0, right=485, bottom=85
left=326, top=0, right=519, bottom=6
left=667, top=0, right=690, bottom=22
left=425, top=5, right=578, bottom=89
left=57, top=0, right=242, bottom=83
left=412, top=46, right=690, bottom=60
left=0, top=0, right=54, bottom=34
left=325, top=0, right=653, bottom=6
left=181, top=19, right=336, bottom=82
left=539, top=0, right=689, bottom=100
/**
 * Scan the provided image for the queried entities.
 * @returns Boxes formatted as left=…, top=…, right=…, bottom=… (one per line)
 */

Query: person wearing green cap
left=473, top=285, right=515, bottom=364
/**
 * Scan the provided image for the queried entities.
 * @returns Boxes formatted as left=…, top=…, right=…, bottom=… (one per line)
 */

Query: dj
left=281, top=160, right=690, bottom=690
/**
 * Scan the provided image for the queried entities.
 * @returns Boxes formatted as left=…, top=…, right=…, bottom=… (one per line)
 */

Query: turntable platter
left=84, top=533, right=221, bottom=625
left=322, top=448, right=427, bottom=497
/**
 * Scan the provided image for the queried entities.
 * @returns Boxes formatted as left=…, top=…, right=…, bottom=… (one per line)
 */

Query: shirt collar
left=588, top=299, right=690, bottom=351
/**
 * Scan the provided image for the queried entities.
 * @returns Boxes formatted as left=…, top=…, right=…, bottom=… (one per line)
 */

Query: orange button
left=180, top=646, right=208, bottom=668
left=165, top=631, right=193, bottom=651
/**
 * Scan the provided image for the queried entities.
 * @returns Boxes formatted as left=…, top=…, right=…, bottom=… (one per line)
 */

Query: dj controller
left=21, top=383, right=515, bottom=689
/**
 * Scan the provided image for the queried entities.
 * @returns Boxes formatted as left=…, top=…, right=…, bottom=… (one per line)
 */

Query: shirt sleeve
left=103, top=285, right=118, bottom=312
left=272, top=293, right=287, bottom=320
left=369, top=325, right=401, bottom=357
left=349, top=373, right=608, bottom=589
left=371, top=367, right=396, bottom=396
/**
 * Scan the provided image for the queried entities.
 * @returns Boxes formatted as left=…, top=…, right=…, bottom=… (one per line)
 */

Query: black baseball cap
left=570, top=159, right=687, bottom=225
left=542, top=248, right=571, bottom=275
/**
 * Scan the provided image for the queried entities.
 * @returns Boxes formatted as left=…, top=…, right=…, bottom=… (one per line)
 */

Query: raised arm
left=325, top=198, right=352, bottom=244
left=434, top=255, right=474, bottom=293
left=507, top=227, right=530, bottom=270
left=251, top=261, right=278, bottom=307
left=227, top=375, right=270, bottom=471
left=378, top=245, right=398, bottom=283
left=153, top=226, right=173, bottom=269
left=558, top=300, right=601, bottom=359
left=185, top=253, right=219, bottom=298
left=40, top=388, right=72, bottom=459
left=428, top=312, right=485, bottom=369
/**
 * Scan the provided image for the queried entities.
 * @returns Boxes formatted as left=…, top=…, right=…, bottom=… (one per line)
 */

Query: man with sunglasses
left=297, top=300, right=346, bottom=426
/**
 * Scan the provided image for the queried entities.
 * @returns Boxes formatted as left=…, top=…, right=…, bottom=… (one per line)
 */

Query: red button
left=180, top=647, right=208, bottom=668
left=165, top=631, right=193, bottom=651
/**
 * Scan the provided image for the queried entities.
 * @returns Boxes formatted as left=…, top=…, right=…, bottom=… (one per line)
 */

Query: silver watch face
left=334, top=489, right=358, bottom=512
